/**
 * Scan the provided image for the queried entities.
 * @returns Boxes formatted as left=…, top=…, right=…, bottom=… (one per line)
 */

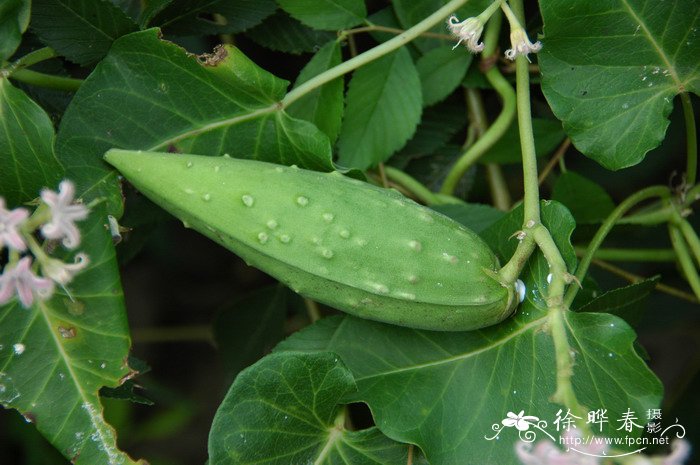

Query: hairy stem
left=564, top=186, right=671, bottom=307
left=282, top=0, right=473, bottom=108
left=680, top=92, right=697, bottom=186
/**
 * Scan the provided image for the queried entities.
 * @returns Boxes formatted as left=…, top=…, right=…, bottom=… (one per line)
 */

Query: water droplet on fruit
left=267, top=220, right=278, bottom=230
left=408, top=240, right=422, bottom=252
left=184, top=188, right=194, bottom=195
left=320, top=248, right=334, bottom=259
left=186, top=162, right=193, bottom=168
left=322, top=213, right=334, bottom=223
left=242, top=195, right=254, bottom=207
left=407, top=275, right=419, bottom=284
left=339, top=229, right=350, bottom=239
left=279, top=234, right=291, bottom=243
left=296, top=196, right=309, bottom=207
left=202, top=193, right=211, bottom=201
left=257, top=232, right=269, bottom=244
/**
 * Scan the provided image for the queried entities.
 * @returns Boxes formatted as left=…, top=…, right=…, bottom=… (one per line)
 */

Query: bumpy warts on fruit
left=105, top=150, right=521, bottom=331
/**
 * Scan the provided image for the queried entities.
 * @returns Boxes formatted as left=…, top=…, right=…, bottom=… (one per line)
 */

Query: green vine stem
left=10, top=68, right=83, bottom=91
left=1, top=46, right=58, bottom=76
left=615, top=204, right=674, bottom=226
left=504, top=0, right=590, bottom=428
left=564, top=186, right=671, bottom=307
left=573, top=247, right=677, bottom=262
left=465, top=87, right=513, bottom=210
left=668, top=224, right=700, bottom=299
left=677, top=218, right=700, bottom=267
left=680, top=92, right=697, bottom=186
left=440, top=12, right=517, bottom=195
left=282, top=0, right=476, bottom=109
left=382, top=166, right=440, bottom=205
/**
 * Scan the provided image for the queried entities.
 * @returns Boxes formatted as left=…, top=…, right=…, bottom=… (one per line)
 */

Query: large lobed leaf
left=56, top=28, right=335, bottom=214
left=539, top=0, right=700, bottom=170
left=275, top=202, right=662, bottom=465
left=208, top=351, right=409, bottom=465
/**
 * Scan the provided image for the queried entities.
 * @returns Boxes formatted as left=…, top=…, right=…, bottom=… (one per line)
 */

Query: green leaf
left=539, top=0, right=700, bottom=170
left=480, top=118, right=565, bottom=164
left=56, top=29, right=335, bottom=213
left=431, top=203, right=505, bottom=234
left=576, top=277, right=660, bottom=326
left=30, top=0, right=139, bottom=66
left=337, top=47, right=422, bottom=169
left=245, top=10, right=336, bottom=55
left=416, top=47, right=471, bottom=107
left=392, top=0, right=491, bottom=53
left=147, top=0, right=276, bottom=36
left=0, top=209, right=142, bottom=465
left=0, top=79, right=64, bottom=208
left=0, top=0, right=29, bottom=61
left=288, top=40, right=344, bottom=143
left=391, top=100, right=467, bottom=167
left=279, top=309, right=661, bottom=465
left=552, top=171, right=615, bottom=224
left=277, top=0, right=366, bottom=30
left=208, top=351, right=409, bottom=465
left=213, top=285, right=287, bottom=381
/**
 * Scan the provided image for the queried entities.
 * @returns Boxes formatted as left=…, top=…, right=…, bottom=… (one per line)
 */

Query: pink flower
left=40, top=180, right=89, bottom=249
left=0, top=257, right=54, bottom=308
left=41, top=253, right=89, bottom=285
left=504, top=411, right=540, bottom=431
left=0, top=198, right=29, bottom=251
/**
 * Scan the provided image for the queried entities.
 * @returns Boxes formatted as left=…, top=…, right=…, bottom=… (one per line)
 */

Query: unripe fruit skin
left=105, top=150, right=517, bottom=331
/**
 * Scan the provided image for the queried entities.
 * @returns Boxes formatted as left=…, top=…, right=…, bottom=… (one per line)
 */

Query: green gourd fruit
left=105, top=150, right=518, bottom=331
